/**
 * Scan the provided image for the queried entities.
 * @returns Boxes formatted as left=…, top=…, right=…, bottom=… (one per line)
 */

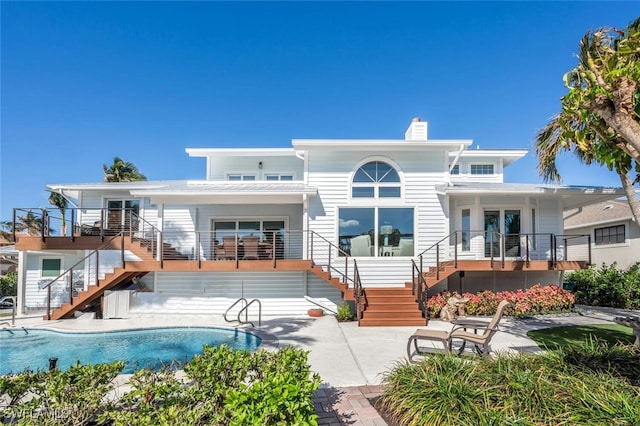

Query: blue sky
left=1, top=2, right=637, bottom=221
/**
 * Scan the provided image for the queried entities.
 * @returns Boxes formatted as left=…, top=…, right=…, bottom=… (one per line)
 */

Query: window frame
left=470, top=164, right=495, bottom=175
left=41, top=257, right=62, bottom=278
left=350, top=159, right=402, bottom=199
left=594, top=224, right=625, bottom=246
left=264, top=173, right=295, bottom=181
left=226, top=174, right=257, bottom=181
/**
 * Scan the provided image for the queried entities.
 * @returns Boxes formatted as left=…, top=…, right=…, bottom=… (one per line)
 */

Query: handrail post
left=525, top=235, right=530, bottom=267
left=12, top=209, right=17, bottom=243
left=327, top=244, right=332, bottom=280
left=563, top=237, right=568, bottom=261
left=196, top=232, right=201, bottom=268
left=272, top=231, right=276, bottom=268
left=68, top=268, right=73, bottom=305
left=587, top=234, right=592, bottom=265
left=501, top=233, right=505, bottom=269
left=95, top=250, right=100, bottom=286
left=310, top=232, right=314, bottom=264
left=100, top=209, right=105, bottom=241
left=159, top=231, right=164, bottom=268
left=47, top=285, right=52, bottom=320
left=71, top=208, right=76, bottom=241
left=235, top=232, right=239, bottom=269
left=121, top=233, right=125, bottom=267
left=454, top=232, right=458, bottom=268
left=41, top=209, right=48, bottom=242
left=436, top=245, right=440, bottom=280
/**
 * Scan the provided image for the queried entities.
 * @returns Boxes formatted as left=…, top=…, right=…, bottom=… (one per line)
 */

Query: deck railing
left=40, top=233, right=126, bottom=319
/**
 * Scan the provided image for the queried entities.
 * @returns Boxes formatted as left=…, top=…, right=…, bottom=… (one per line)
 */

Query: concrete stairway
left=358, top=287, right=427, bottom=327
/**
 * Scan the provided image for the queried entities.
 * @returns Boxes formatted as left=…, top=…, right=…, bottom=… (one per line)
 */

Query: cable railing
left=352, top=259, right=366, bottom=321
left=414, top=230, right=592, bottom=288
left=41, top=233, right=125, bottom=320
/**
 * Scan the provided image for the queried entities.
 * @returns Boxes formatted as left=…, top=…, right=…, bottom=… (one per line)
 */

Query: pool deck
left=4, top=305, right=639, bottom=425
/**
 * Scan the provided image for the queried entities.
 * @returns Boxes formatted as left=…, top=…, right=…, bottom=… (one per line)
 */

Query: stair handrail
left=352, top=259, right=366, bottom=322
left=411, top=260, right=428, bottom=319
left=237, top=299, right=262, bottom=327
left=309, top=231, right=353, bottom=288
left=42, top=232, right=125, bottom=320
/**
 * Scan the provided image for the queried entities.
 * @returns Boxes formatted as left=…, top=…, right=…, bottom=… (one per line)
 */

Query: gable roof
left=564, top=199, right=634, bottom=229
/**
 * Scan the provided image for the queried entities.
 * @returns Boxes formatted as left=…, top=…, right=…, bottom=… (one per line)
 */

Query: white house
left=564, top=198, right=640, bottom=270
left=13, top=119, right=625, bottom=325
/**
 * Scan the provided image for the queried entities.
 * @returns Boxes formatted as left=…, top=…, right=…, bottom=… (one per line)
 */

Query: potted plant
left=307, top=308, right=324, bottom=317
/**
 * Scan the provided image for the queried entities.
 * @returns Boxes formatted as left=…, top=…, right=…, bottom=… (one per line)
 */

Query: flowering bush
left=426, top=284, right=575, bottom=318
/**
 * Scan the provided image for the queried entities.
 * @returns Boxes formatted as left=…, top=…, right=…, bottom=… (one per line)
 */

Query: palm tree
left=103, top=157, right=147, bottom=182
left=48, top=191, right=69, bottom=235
left=535, top=17, right=640, bottom=229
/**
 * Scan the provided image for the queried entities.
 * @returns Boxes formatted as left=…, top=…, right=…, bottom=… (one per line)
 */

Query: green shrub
left=0, top=271, right=17, bottom=298
left=0, top=361, right=124, bottom=425
left=2, top=346, right=321, bottom=426
left=566, top=262, right=640, bottom=309
left=379, top=345, right=640, bottom=425
left=336, top=302, right=354, bottom=321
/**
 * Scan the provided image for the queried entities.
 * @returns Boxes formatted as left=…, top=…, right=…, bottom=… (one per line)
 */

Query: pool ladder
left=224, top=298, right=262, bottom=327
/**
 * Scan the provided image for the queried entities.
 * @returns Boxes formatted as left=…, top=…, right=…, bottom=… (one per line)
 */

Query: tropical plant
left=47, top=191, right=68, bottom=234
left=535, top=17, right=640, bottom=229
left=103, top=157, right=147, bottom=182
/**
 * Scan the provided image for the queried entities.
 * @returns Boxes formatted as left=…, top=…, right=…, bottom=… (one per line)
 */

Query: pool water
left=0, top=327, right=261, bottom=375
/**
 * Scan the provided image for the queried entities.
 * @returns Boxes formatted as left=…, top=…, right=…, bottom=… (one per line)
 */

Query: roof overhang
left=292, top=139, right=473, bottom=151
left=437, top=183, right=626, bottom=210
left=129, top=181, right=317, bottom=205
left=186, top=148, right=297, bottom=158
left=452, top=149, right=529, bottom=167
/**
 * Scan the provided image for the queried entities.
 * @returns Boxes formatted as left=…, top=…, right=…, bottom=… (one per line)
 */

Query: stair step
left=361, top=311, right=424, bottom=319
left=364, top=303, right=419, bottom=310
left=359, top=318, right=428, bottom=327
left=365, top=288, right=414, bottom=296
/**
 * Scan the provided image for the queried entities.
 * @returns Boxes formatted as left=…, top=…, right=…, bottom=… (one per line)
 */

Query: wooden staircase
left=358, top=287, right=426, bottom=327
left=423, top=260, right=458, bottom=288
left=48, top=269, right=143, bottom=320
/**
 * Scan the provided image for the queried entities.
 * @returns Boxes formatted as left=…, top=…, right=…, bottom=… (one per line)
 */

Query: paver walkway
left=314, top=385, right=387, bottom=426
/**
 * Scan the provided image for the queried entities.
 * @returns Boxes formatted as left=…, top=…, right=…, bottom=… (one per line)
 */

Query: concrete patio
left=3, top=305, right=638, bottom=425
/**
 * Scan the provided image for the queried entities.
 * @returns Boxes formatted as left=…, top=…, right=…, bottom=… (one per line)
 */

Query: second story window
left=265, top=174, right=294, bottom=181
left=470, top=164, right=494, bottom=175
left=352, top=161, right=400, bottom=198
left=450, top=164, right=460, bottom=175
left=227, top=174, right=256, bottom=181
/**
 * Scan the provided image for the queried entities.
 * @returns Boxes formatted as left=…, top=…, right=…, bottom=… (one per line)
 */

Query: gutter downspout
left=449, top=143, right=465, bottom=173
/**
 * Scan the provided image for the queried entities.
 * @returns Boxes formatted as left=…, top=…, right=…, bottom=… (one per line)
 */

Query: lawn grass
left=527, top=323, right=635, bottom=350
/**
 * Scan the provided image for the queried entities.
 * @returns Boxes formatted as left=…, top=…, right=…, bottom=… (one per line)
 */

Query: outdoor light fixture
left=258, top=161, right=263, bottom=169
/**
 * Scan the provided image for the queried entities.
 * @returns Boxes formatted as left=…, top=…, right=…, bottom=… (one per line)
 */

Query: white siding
left=207, top=155, right=304, bottom=181
left=306, top=150, right=447, bottom=287
left=130, top=270, right=342, bottom=316
left=24, top=252, right=84, bottom=310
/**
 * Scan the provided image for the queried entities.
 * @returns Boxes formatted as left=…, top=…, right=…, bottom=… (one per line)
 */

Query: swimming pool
left=0, top=327, right=261, bottom=375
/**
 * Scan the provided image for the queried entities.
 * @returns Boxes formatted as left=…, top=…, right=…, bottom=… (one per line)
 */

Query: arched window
left=339, top=160, right=413, bottom=257
left=352, top=161, right=401, bottom=198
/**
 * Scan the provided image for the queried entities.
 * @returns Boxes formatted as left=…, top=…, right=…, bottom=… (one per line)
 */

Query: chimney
left=404, top=117, right=428, bottom=141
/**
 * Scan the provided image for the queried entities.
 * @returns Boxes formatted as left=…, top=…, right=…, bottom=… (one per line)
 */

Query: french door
left=484, top=210, right=521, bottom=257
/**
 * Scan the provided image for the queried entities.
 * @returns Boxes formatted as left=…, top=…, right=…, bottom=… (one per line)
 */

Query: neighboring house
left=13, top=119, right=625, bottom=325
left=564, top=198, right=640, bottom=270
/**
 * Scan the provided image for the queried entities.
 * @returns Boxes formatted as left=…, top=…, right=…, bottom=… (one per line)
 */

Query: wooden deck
left=17, top=235, right=587, bottom=324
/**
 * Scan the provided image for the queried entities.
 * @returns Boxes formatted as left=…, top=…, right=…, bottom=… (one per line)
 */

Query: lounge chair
left=350, top=235, right=373, bottom=256
left=242, top=236, right=260, bottom=260
left=221, top=236, right=238, bottom=260
left=407, top=300, right=511, bottom=361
